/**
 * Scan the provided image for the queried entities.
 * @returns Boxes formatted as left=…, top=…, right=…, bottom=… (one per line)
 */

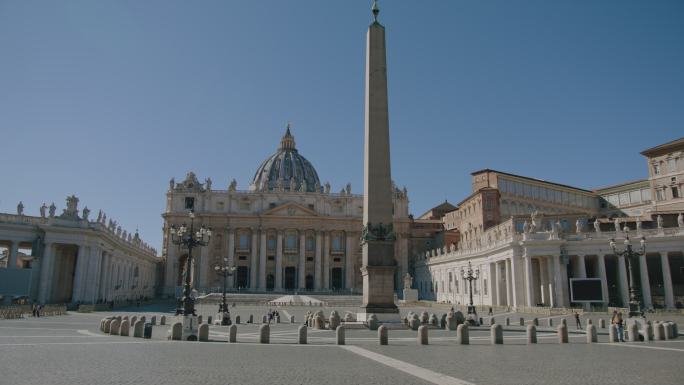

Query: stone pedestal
left=181, top=315, right=199, bottom=341
left=402, top=288, right=418, bottom=302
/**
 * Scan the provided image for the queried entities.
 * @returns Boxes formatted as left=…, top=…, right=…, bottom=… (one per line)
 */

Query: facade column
left=322, top=232, right=330, bottom=290
left=198, top=241, right=209, bottom=292
left=660, top=252, right=674, bottom=309
left=576, top=255, right=587, bottom=278
left=87, top=247, right=102, bottom=303
left=489, top=262, right=497, bottom=306
left=552, top=254, right=565, bottom=308
left=72, top=245, right=88, bottom=303
left=275, top=231, right=283, bottom=290
left=639, top=254, right=652, bottom=309
left=227, top=228, right=235, bottom=288
left=617, top=256, right=630, bottom=307
left=314, top=231, right=322, bottom=289
left=38, top=242, right=54, bottom=303
left=298, top=232, right=306, bottom=289
left=258, top=230, right=266, bottom=290
left=345, top=233, right=353, bottom=290
left=523, top=253, right=534, bottom=307
left=504, top=258, right=512, bottom=306
left=494, top=261, right=502, bottom=306
left=8, top=241, right=19, bottom=269
left=538, top=258, right=548, bottom=305
left=545, top=256, right=556, bottom=308
left=597, top=254, right=609, bottom=306
left=250, top=229, right=258, bottom=290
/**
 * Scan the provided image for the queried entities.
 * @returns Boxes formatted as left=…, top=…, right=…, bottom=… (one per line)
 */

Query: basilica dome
left=250, top=126, right=321, bottom=193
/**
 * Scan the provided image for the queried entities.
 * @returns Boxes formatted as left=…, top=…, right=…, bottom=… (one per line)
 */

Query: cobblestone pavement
left=1, top=304, right=682, bottom=385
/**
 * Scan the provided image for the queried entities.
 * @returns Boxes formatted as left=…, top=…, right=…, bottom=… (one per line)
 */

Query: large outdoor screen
left=570, top=278, right=604, bottom=302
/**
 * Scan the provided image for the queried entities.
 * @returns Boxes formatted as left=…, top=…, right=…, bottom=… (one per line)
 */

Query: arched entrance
left=266, top=274, right=275, bottom=291
left=284, top=267, right=296, bottom=290
left=236, top=266, right=249, bottom=288
left=331, top=268, right=343, bottom=290
left=305, top=275, right=314, bottom=290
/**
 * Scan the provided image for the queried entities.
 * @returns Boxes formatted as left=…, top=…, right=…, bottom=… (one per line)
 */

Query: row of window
left=653, top=157, right=681, bottom=175
left=498, top=177, right=594, bottom=209
left=602, top=188, right=651, bottom=208
left=237, top=233, right=346, bottom=252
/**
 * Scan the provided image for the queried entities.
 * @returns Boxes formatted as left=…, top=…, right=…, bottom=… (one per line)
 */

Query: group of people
left=267, top=309, right=280, bottom=324
left=31, top=304, right=43, bottom=317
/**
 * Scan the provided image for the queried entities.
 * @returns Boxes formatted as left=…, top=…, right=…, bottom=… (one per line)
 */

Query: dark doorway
left=284, top=267, right=296, bottom=290
left=306, top=275, right=314, bottom=290
left=331, top=268, right=343, bottom=290
left=236, top=266, right=249, bottom=288
left=266, top=274, right=275, bottom=291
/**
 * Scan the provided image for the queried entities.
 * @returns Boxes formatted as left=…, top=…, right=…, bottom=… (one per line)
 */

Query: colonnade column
left=250, top=229, right=258, bottom=290
left=597, top=254, right=609, bottom=306
left=545, top=256, right=555, bottom=308
left=489, top=262, right=497, bottom=306
left=322, top=232, right=330, bottom=290
left=552, top=254, right=565, bottom=308
left=227, top=228, right=235, bottom=288
left=504, top=258, right=512, bottom=307
left=38, top=242, right=54, bottom=303
left=660, top=252, right=674, bottom=309
left=523, top=253, right=534, bottom=307
left=639, top=254, right=652, bottom=309
left=314, top=231, right=322, bottom=289
left=72, top=246, right=88, bottom=303
left=275, top=231, right=283, bottom=291
left=258, top=230, right=266, bottom=290
left=494, top=261, right=502, bottom=306
left=617, top=256, right=630, bottom=307
left=298, top=232, right=306, bottom=289
left=345, top=233, right=353, bottom=291
left=576, top=255, right=589, bottom=310
left=8, top=241, right=19, bottom=269
left=88, top=247, right=102, bottom=303
left=538, top=258, right=548, bottom=305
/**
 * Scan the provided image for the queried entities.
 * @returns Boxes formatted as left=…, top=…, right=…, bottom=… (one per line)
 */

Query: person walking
left=612, top=311, right=625, bottom=342
left=31, top=304, right=37, bottom=317
left=488, top=307, right=493, bottom=316
left=574, top=311, right=582, bottom=329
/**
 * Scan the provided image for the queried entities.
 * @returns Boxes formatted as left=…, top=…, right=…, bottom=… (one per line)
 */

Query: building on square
left=415, top=137, right=684, bottom=310
left=0, top=196, right=159, bottom=305
left=161, top=127, right=412, bottom=296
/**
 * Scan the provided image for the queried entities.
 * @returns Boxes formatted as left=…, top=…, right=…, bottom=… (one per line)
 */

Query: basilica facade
left=161, top=127, right=411, bottom=296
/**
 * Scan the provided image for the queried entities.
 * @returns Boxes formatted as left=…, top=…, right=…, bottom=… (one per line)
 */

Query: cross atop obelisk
left=359, top=0, right=400, bottom=322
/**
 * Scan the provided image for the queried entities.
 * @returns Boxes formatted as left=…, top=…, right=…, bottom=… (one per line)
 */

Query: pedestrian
left=32, top=304, right=37, bottom=317
left=611, top=311, right=624, bottom=342
left=488, top=307, right=493, bottom=316
left=574, top=311, right=582, bottom=329
left=37, top=304, right=42, bottom=318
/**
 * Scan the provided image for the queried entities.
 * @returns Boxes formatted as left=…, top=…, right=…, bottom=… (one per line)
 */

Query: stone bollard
left=336, top=326, right=345, bottom=345
left=139, top=316, right=146, bottom=324
left=527, top=325, right=537, bottom=344
left=663, top=322, right=673, bottom=340
left=533, top=318, right=538, bottom=326
left=123, top=315, right=129, bottom=321
left=429, top=313, right=439, bottom=327
left=643, top=321, right=653, bottom=341
left=548, top=318, right=553, bottom=327
left=586, top=324, right=597, bottom=343
left=197, top=315, right=202, bottom=324
left=558, top=324, right=568, bottom=344
left=609, top=324, right=619, bottom=342
left=290, top=315, right=295, bottom=324
left=199, top=324, right=209, bottom=342
left=418, top=325, right=429, bottom=345
left=440, top=314, right=447, bottom=329
left=130, top=316, right=138, bottom=327
left=315, top=315, right=326, bottom=330
left=599, top=319, right=605, bottom=329
left=160, top=315, right=166, bottom=325
left=490, top=317, right=496, bottom=326
left=100, top=318, right=106, bottom=332
left=378, top=325, right=388, bottom=345
left=207, top=316, right=213, bottom=325
left=560, top=318, right=567, bottom=327
left=654, top=322, right=664, bottom=340
left=249, top=314, right=253, bottom=323
left=627, top=322, right=639, bottom=342
left=298, top=325, right=307, bottom=344
left=120, top=320, right=130, bottom=337
left=505, top=317, right=510, bottom=326
left=672, top=322, right=678, bottom=338
left=260, top=324, right=270, bottom=344
left=457, top=324, right=469, bottom=345
left=587, top=318, right=592, bottom=325
left=134, top=320, right=144, bottom=338
left=491, top=324, right=503, bottom=344
left=276, top=315, right=280, bottom=324
left=235, top=315, right=240, bottom=324
left=479, top=317, right=484, bottom=326
left=104, top=319, right=113, bottom=333
left=519, top=317, right=525, bottom=326
left=420, top=312, right=429, bottom=324
left=262, top=315, right=268, bottom=324
left=170, top=322, right=182, bottom=340
left=110, top=319, right=121, bottom=335
left=446, top=312, right=457, bottom=331
left=329, top=311, right=340, bottom=330
left=151, top=316, right=158, bottom=326
left=368, top=314, right=379, bottom=331
left=229, top=324, right=237, bottom=343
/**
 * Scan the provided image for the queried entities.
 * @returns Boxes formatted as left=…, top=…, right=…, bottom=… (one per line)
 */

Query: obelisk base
left=358, top=265, right=400, bottom=323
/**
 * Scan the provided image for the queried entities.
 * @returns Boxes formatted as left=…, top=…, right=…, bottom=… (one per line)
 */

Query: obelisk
left=358, top=1, right=400, bottom=322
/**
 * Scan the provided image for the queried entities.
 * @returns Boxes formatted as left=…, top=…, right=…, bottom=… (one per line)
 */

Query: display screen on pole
left=570, top=278, right=603, bottom=302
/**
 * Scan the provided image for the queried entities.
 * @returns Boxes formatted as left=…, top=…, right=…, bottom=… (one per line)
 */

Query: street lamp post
left=214, top=257, right=236, bottom=325
left=169, top=211, right=212, bottom=321
left=461, top=261, right=480, bottom=325
left=610, top=227, right=645, bottom=318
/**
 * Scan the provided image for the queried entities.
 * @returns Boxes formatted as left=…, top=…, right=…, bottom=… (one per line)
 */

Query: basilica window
left=267, top=237, right=276, bottom=251
left=332, top=234, right=344, bottom=252
left=668, top=158, right=676, bottom=172
left=184, top=197, right=195, bottom=210
left=285, top=233, right=297, bottom=250
left=653, top=163, right=661, bottom=175
left=238, top=234, right=250, bottom=250
left=673, top=186, right=680, bottom=199
left=656, top=189, right=665, bottom=201
left=306, top=236, right=315, bottom=251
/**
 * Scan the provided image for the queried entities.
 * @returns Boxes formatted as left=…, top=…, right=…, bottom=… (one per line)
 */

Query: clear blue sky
left=1, top=0, right=683, bottom=252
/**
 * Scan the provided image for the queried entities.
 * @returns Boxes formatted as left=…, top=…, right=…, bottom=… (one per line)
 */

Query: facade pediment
left=262, top=202, right=318, bottom=217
